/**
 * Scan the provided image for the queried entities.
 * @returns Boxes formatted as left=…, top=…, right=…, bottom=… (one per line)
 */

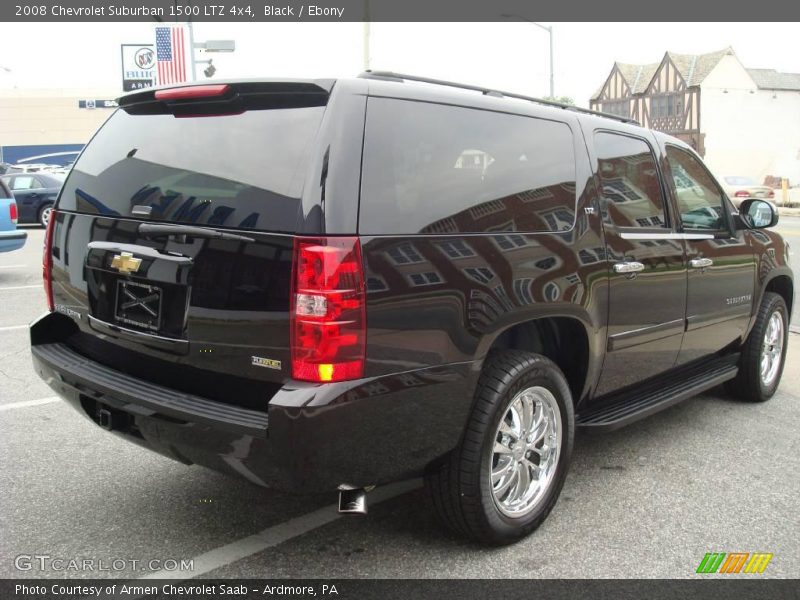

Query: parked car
left=722, top=176, right=775, bottom=207
left=0, top=172, right=62, bottom=227
left=31, top=75, right=792, bottom=545
left=0, top=179, right=26, bottom=253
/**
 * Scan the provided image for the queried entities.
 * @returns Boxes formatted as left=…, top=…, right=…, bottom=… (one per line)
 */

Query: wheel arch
left=480, top=315, right=597, bottom=405
left=764, top=273, right=794, bottom=321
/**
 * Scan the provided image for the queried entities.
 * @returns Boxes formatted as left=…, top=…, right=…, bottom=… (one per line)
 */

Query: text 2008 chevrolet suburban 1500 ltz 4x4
left=31, top=73, right=793, bottom=545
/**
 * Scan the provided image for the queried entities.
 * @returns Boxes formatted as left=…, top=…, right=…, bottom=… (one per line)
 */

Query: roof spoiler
left=118, top=79, right=335, bottom=116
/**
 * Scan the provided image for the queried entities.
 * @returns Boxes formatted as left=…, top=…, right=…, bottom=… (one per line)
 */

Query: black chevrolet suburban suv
left=31, top=73, right=792, bottom=545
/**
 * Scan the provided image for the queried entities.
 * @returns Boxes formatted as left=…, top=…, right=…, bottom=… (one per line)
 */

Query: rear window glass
left=360, top=98, right=576, bottom=235
left=57, top=107, right=324, bottom=232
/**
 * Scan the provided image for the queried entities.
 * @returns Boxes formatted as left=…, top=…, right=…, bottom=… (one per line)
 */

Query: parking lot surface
left=1, top=227, right=798, bottom=579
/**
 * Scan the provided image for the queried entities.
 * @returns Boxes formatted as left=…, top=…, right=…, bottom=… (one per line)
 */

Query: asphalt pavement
left=1, top=226, right=798, bottom=580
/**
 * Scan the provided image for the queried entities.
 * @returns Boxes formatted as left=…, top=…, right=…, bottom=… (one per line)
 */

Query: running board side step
left=576, top=356, right=739, bottom=432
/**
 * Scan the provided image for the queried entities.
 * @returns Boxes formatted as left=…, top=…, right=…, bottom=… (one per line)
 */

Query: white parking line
left=0, top=264, right=27, bottom=269
left=140, top=478, right=422, bottom=581
left=0, top=397, right=60, bottom=411
left=0, top=324, right=28, bottom=332
left=0, top=285, right=40, bottom=291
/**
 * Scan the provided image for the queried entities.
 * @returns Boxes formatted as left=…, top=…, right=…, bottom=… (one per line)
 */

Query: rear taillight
left=767, top=190, right=775, bottom=198
left=734, top=190, right=750, bottom=197
left=291, top=236, right=366, bottom=383
left=9, top=202, right=17, bottom=224
left=155, top=84, right=230, bottom=101
left=43, top=209, right=56, bottom=312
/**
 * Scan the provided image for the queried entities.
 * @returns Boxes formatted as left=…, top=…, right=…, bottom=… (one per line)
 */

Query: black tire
left=425, top=350, right=574, bottom=545
left=38, top=204, right=54, bottom=228
left=725, top=292, right=788, bottom=402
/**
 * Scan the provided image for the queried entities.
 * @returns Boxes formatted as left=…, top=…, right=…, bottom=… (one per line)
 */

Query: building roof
left=591, top=47, right=736, bottom=100
left=746, top=68, right=800, bottom=91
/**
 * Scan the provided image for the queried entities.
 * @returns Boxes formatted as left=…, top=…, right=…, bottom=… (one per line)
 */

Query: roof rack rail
left=358, top=70, right=639, bottom=125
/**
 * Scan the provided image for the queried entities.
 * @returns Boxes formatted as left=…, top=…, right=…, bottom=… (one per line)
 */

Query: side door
left=591, top=130, right=688, bottom=397
left=6, top=175, right=39, bottom=222
left=661, top=143, right=756, bottom=364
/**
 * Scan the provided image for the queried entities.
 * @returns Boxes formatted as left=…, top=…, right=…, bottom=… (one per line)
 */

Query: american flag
left=155, top=26, right=187, bottom=85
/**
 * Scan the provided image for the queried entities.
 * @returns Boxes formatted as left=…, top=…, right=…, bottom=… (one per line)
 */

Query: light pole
left=501, top=14, right=554, bottom=98
left=186, top=21, right=236, bottom=80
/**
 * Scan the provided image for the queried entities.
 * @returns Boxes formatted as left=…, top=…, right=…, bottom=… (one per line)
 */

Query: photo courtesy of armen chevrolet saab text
left=30, top=72, right=792, bottom=545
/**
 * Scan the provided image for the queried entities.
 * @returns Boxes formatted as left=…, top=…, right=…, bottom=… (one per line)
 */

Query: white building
left=590, top=47, right=800, bottom=186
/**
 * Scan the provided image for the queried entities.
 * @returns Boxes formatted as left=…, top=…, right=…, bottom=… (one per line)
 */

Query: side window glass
left=594, top=132, right=667, bottom=229
left=360, top=98, right=577, bottom=235
left=665, top=145, right=725, bottom=231
left=11, top=176, right=35, bottom=190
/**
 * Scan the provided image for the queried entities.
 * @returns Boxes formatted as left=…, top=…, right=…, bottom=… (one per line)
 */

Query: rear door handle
left=613, top=261, right=645, bottom=274
left=689, top=258, right=713, bottom=269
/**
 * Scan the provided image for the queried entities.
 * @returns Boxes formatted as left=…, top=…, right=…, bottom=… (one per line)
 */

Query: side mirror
left=737, top=198, right=778, bottom=229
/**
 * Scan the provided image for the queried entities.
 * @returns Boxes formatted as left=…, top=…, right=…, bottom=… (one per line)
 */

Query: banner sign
left=120, top=43, right=155, bottom=91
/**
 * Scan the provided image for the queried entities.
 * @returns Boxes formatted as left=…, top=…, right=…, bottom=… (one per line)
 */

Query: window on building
left=602, top=101, right=630, bottom=118
left=665, top=145, right=726, bottom=231
left=366, top=276, right=388, bottom=292
left=437, top=239, right=476, bottom=259
left=408, top=272, right=442, bottom=287
left=595, top=132, right=668, bottom=229
left=513, top=278, right=535, bottom=304
left=387, top=243, right=424, bottom=265
left=651, top=94, right=683, bottom=120
left=492, top=234, right=532, bottom=251
left=464, top=267, right=495, bottom=284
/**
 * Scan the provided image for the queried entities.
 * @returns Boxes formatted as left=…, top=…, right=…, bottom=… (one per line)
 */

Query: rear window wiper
left=138, top=223, right=255, bottom=243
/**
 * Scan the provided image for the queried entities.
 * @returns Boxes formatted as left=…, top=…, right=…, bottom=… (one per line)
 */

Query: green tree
left=542, top=95, right=575, bottom=105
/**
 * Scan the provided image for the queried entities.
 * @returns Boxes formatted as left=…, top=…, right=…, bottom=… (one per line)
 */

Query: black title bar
left=3, top=579, right=799, bottom=600
left=3, top=0, right=800, bottom=22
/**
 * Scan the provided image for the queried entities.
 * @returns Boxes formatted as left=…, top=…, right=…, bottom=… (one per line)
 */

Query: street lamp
left=186, top=22, right=235, bottom=80
left=501, top=14, right=554, bottom=98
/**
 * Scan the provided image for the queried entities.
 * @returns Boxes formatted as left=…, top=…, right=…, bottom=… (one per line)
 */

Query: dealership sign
left=120, top=44, right=155, bottom=91
left=78, top=100, right=119, bottom=109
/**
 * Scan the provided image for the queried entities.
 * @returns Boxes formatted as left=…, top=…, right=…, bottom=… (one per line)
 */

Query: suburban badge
left=252, top=356, right=282, bottom=370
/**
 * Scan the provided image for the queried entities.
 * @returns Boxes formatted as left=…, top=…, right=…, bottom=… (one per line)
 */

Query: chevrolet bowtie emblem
left=110, top=252, right=142, bottom=274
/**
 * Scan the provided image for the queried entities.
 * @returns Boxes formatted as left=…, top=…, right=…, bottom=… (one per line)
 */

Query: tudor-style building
left=590, top=47, right=800, bottom=185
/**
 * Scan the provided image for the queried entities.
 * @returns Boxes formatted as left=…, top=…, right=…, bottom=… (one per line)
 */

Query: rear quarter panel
left=357, top=99, right=609, bottom=403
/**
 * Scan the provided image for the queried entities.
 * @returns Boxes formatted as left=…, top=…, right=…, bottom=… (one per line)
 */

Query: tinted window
left=595, top=132, right=666, bottom=229
left=10, top=175, right=38, bottom=191
left=666, top=145, right=725, bottom=230
left=57, top=107, right=325, bottom=232
left=360, top=98, right=576, bottom=235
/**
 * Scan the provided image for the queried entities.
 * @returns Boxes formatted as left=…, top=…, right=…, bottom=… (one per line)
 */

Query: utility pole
left=187, top=20, right=197, bottom=81
left=502, top=14, right=554, bottom=98
left=363, top=0, right=371, bottom=71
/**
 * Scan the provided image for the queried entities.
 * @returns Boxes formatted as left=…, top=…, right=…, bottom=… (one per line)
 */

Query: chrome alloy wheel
left=41, top=206, right=53, bottom=228
left=760, top=310, right=784, bottom=387
left=490, top=386, right=562, bottom=518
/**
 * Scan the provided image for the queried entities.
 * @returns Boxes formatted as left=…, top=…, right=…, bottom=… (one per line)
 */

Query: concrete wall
left=0, top=88, right=118, bottom=149
left=700, top=55, right=800, bottom=186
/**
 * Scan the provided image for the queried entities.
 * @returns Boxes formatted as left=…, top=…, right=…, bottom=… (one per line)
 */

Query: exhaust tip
left=338, top=488, right=368, bottom=515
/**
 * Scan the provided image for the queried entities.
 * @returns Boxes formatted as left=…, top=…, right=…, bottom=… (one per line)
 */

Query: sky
left=0, top=22, right=799, bottom=106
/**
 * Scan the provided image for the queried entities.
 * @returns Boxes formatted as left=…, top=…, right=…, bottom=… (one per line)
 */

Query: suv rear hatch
left=47, top=81, right=333, bottom=411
